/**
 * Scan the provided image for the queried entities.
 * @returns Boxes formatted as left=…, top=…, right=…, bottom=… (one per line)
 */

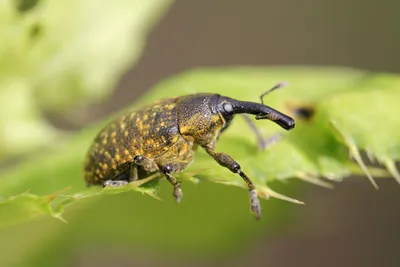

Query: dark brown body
left=84, top=88, right=295, bottom=219
left=84, top=94, right=225, bottom=185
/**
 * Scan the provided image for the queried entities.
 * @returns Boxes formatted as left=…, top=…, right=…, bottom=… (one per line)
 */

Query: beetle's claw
left=250, top=189, right=261, bottom=220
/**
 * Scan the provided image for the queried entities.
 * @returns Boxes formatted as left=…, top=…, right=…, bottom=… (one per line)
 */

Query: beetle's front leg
left=204, top=147, right=261, bottom=220
left=241, top=114, right=283, bottom=151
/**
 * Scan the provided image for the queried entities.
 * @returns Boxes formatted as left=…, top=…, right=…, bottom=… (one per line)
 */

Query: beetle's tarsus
left=103, top=180, right=128, bottom=187
left=173, top=184, right=183, bottom=203
left=250, top=189, right=261, bottom=220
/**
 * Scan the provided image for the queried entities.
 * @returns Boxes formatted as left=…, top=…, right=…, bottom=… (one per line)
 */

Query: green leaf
left=0, top=67, right=398, bottom=232
left=0, top=192, right=60, bottom=229
left=324, top=75, right=400, bottom=184
left=0, top=0, right=173, bottom=159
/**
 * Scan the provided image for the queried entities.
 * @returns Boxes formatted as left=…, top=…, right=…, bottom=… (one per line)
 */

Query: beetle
left=84, top=82, right=295, bottom=219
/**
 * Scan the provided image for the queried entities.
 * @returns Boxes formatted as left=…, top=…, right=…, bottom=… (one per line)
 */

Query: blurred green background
left=1, top=0, right=399, bottom=266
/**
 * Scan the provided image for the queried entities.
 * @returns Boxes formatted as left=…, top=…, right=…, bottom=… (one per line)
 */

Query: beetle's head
left=177, top=83, right=294, bottom=145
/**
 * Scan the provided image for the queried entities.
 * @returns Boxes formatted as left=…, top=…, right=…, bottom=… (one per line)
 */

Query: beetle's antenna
left=259, top=81, right=289, bottom=104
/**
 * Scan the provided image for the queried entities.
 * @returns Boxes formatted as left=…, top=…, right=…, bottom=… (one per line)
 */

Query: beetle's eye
left=223, top=103, right=233, bottom=113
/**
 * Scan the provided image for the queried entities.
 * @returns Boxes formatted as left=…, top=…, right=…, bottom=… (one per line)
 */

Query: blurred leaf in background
left=0, top=0, right=173, bottom=160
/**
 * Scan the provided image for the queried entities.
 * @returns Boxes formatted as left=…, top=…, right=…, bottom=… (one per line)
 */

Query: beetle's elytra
left=84, top=83, right=295, bottom=219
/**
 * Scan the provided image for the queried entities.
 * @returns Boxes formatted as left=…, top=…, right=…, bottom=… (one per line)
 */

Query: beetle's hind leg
left=241, top=114, right=283, bottom=151
left=203, top=147, right=261, bottom=220
left=103, top=155, right=159, bottom=188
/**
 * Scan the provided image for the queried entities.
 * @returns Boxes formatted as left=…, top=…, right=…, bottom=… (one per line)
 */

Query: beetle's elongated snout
left=275, top=116, right=295, bottom=130
left=255, top=107, right=295, bottom=130
left=230, top=100, right=295, bottom=131
left=255, top=110, right=295, bottom=130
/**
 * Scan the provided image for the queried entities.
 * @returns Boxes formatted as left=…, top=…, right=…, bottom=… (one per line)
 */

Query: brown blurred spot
left=293, top=106, right=315, bottom=120
left=15, top=0, right=40, bottom=13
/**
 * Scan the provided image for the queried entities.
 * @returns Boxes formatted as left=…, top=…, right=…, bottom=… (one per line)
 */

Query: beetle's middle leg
left=130, top=155, right=159, bottom=181
left=162, top=164, right=183, bottom=203
left=204, top=147, right=261, bottom=220
left=241, top=114, right=283, bottom=151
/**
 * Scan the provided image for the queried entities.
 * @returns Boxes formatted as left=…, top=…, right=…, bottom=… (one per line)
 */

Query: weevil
left=84, top=82, right=295, bottom=219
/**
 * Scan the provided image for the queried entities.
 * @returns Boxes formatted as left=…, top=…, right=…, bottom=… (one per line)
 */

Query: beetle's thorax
left=176, top=94, right=231, bottom=147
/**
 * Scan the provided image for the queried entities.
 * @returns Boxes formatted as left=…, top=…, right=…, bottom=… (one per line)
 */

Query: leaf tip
left=296, top=172, right=335, bottom=189
left=52, top=213, right=68, bottom=224
left=330, top=120, right=379, bottom=189
left=383, top=159, right=400, bottom=185
left=350, top=146, right=379, bottom=190
left=48, top=186, right=73, bottom=203
left=259, top=185, right=304, bottom=205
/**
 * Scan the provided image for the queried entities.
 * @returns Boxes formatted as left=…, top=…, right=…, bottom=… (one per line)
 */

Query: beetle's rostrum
left=217, top=96, right=295, bottom=130
left=84, top=83, right=295, bottom=219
